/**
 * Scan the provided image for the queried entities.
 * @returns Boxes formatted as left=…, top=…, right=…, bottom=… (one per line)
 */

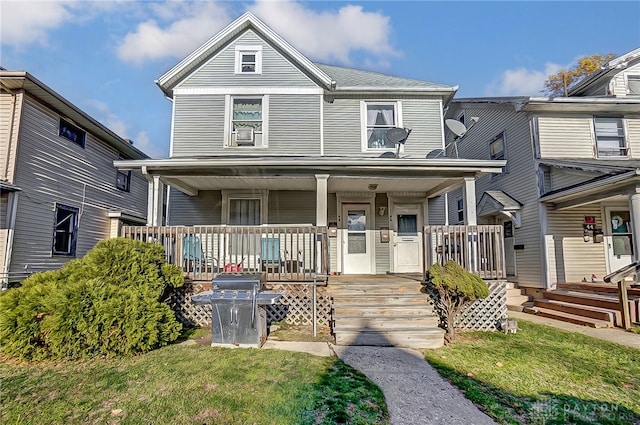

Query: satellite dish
left=426, top=149, right=446, bottom=159
left=385, top=127, right=409, bottom=145
left=445, top=119, right=468, bottom=138
left=378, top=151, right=397, bottom=158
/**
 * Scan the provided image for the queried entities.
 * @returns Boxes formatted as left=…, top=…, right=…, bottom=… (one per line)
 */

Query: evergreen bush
left=425, top=260, right=489, bottom=343
left=0, top=238, right=184, bottom=360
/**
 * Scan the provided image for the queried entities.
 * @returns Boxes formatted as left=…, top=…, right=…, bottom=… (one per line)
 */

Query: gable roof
left=316, top=63, right=457, bottom=93
left=0, top=71, right=148, bottom=160
left=568, top=47, right=640, bottom=96
left=156, top=12, right=334, bottom=96
left=156, top=12, right=457, bottom=99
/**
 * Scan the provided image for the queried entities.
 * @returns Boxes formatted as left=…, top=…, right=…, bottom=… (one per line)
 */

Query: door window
left=398, top=214, right=417, bottom=235
left=610, top=211, right=633, bottom=256
left=347, top=210, right=366, bottom=254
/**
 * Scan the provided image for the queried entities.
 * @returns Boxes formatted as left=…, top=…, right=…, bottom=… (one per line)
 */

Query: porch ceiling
left=162, top=175, right=466, bottom=196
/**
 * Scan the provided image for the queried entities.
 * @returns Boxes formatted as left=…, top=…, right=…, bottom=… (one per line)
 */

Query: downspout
left=2, top=191, right=19, bottom=288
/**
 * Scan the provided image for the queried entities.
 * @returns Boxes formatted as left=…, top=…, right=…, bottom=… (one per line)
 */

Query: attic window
left=627, top=75, right=640, bottom=95
left=235, top=45, right=262, bottom=74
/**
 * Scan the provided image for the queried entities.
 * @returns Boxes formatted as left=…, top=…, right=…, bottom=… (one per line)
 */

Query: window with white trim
left=627, top=75, right=640, bottom=95
left=222, top=190, right=268, bottom=225
left=235, top=45, right=262, bottom=74
left=52, top=204, right=78, bottom=256
left=489, top=132, right=505, bottom=161
left=456, top=199, right=464, bottom=223
left=362, top=102, right=401, bottom=150
left=594, top=117, right=627, bottom=157
left=116, top=155, right=131, bottom=192
left=227, top=96, right=267, bottom=148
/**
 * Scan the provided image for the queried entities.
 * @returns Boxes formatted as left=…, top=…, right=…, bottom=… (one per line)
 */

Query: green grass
left=1, top=344, right=388, bottom=425
left=423, top=320, right=640, bottom=425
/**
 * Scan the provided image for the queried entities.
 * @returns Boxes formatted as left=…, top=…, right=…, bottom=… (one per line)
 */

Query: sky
left=1, top=0, right=639, bottom=158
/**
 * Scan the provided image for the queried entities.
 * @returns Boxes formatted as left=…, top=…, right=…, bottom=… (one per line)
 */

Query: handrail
left=603, top=260, right=639, bottom=330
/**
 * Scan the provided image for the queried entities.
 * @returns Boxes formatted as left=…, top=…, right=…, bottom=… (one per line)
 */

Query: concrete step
left=333, top=315, right=439, bottom=330
left=506, top=294, right=531, bottom=306
left=534, top=299, right=619, bottom=326
left=335, top=328, right=445, bottom=349
left=333, top=305, right=434, bottom=317
left=506, top=288, right=525, bottom=297
left=529, top=307, right=612, bottom=328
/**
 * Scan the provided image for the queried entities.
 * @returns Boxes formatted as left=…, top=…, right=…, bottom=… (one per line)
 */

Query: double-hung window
left=594, top=117, right=627, bottom=157
left=489, top=133, right=505, bottom=160
left=627, top=75, right=640, bottom=95
left=235, top=45, right=262, bottom=74
left=456, top=199, right=464, bottom=223
left=116, top=155, right=131, bottom=192
left=363, top=102, right=400, bottom=150
left=52, top=204, right=78, bottom=256
left=227, top=96, right=267, bottom=148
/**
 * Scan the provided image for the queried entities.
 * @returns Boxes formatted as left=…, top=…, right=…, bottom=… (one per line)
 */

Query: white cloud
left=133, top=130, right=166, bottom=158
left=116, top=1, right=232, bottom=65
left=485, top=62, right=564, bottom=96
left=248, top=0, right=397, bottom=64
left=0, top=0, right=75, bottom=47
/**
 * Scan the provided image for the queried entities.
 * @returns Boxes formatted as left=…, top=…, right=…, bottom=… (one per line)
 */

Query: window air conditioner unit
left=235, top=128, right=254, bottom=145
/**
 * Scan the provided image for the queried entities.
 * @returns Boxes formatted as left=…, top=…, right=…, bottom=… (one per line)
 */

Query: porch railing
left=423, top=225, right=505, bottom=279
left=121, top=225, right=329, bottom=282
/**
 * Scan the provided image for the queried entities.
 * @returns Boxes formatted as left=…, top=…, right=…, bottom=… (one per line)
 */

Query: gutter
left=540, top=169, right=640, bottom=204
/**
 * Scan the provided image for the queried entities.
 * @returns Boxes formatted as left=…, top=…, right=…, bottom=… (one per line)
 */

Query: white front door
left=605, top=208, right=633, bottom=273
left=393, top=204, right=423, bottom=273
left=342, top=204, right=373, bottom=274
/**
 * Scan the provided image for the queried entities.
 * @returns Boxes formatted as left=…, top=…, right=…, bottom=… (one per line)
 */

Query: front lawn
left=1, top=344, right=388, bottom=425
left=424, top=320, right=640, bottom=425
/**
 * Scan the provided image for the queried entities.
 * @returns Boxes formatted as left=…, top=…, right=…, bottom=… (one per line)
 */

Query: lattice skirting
left=455, top=281, right=508, bottom=331
left=167, top=284, right=331, bottom=328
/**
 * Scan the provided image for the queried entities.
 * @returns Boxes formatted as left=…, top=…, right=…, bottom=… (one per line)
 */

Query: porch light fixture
left=378, top=207, right=386, bottom=216
left=368, top=183, right=378, bottom=191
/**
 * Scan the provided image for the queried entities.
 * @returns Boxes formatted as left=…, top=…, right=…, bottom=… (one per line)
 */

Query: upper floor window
left=627, top=75, right=640, bottom=95
left=489, top=133, right=505, bottom=160
left=235, top=45, right=262, bottom=74
left=362, top=102, right=401, bottom=150
left=59, top=119, right=85, bottom=148
left=116, top=155, right=131, bottom=192
left=227, top=96, right=267, bottom=148
left=52, top=204, right=78, bottom=256
left=594, top=117, right=627, bottom=157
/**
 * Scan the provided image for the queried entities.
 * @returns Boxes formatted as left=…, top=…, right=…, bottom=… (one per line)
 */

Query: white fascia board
left=174, top=87, right=324, bottom=95
left=157, top=12, right=333, bottom=94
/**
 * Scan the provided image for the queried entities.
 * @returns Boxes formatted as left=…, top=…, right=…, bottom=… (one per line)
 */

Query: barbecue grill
left=191, top=273, right=283, bottom=347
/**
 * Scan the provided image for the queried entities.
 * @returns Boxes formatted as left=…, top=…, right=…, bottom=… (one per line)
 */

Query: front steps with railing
left=329, top=276, right=444, bottom=349
left=523, top=282, right=640, bottom=328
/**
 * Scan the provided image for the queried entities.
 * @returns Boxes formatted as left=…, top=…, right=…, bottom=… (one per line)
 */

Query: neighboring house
left=116, top=12, right=506, bottom=278
left=444, top=48, right=640, bottom=294
left=0, top=71, right=149, bottom=286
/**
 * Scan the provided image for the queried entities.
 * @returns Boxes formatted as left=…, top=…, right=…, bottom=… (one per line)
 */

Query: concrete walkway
left=332, top=345, right=497, bottom=425
left=508, top=310, right=640, bottom=350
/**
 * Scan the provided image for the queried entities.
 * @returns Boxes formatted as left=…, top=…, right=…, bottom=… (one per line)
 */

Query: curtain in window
left=367, top=104, right=395, bottom=148
left=233, top=99, right=262, bottom=131
left=229, top=199, right=261, bottom=225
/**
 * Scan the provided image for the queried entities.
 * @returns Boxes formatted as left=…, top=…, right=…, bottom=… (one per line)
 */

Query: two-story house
left=116, top=12, right=505, bottom=278
left=444, top=48, right=640, bottom=325
left=0, top=71, right=149, bottom=287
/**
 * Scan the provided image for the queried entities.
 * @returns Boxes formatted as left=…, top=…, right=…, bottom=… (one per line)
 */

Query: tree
left=543, top=53, right=616, bottom=97
left=425, top=261, right=489, bottom=343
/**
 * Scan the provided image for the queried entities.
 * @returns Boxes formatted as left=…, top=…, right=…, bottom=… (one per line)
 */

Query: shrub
left=0, top=238, right=184, bottom=360
left=425, top=260, right=489, bottom=343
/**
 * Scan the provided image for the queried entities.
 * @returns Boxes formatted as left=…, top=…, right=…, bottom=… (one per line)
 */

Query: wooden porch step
left=332, top=294, right=429, bottom=305
left=328, top=283, right=424, bottom=295
left=534, top=299, right=619, bottom=326
left=557, top=282, right=640, bottom=297
left=333, top=316, right=439, bottom=331
left=335, top=328, right=445, bottom=349
left=543, top=290, right=623, bottom=311
left=530, top=307, right=612, bottom=328
left=333, top=305, right=434, bottom=317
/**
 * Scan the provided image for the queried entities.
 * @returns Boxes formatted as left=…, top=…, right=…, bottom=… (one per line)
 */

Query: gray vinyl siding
left=179, top=30, right=317, bottom=88
left=268, top=191, right=316, bottom=224
left=427, top=195, right=446, bottom=225
left=549, top=168, right=603, bottom=192
left=0, top=193, right=7, bottom=227
left=9, top=96, right=147, bottom=277
left=538, top=116, right=594, bottom=158
left=446, top=102, right=543, bottom=287
left=323, top=98, right=444, bottom=157
left=171, top=93, right=321, bottom=157
left=168, top=189, right=222, bottom=225
left=0, top=91, right=22, bottom=183
left=172, top=94, right=225, bottom=157
left=546, top=205, right=607, bottom=284
left=375, top=193, right=390, bottom=273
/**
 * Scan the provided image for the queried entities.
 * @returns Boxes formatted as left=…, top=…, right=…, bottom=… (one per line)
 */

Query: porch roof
left=115, top=155, right=505, bottom=198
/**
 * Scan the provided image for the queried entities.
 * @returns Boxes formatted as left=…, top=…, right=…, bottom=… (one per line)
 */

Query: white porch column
left=147, top=175, right=164, bottom=226
left=628, top=188, right=640, bottom=269
left=315, top=174, right=329, bottom=226
left=462, top=176, right=477, bottom=225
